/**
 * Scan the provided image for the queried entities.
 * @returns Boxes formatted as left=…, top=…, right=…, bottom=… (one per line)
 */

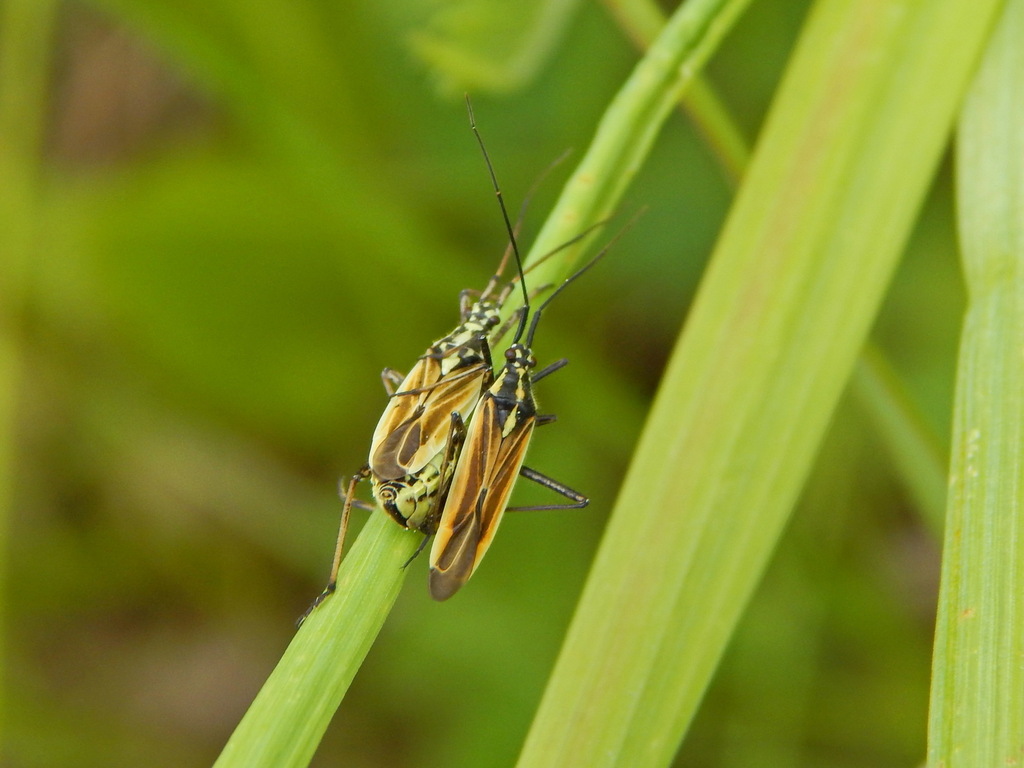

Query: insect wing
left=370, top=355, right=490, bottom=480
left=428, top=393, right=535, bottom=600
left=373, top=411, right=467, bottom=533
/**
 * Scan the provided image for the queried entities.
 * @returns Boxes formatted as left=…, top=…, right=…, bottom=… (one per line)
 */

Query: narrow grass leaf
left=213, top=513, right=418, bottom=768
left=852, top=347, right=948, bottom=536
left=927, top=0, right=1024, bottom=763
left=407, top=0, right=584, bottom=93
left=518, top=0, right=755, bottom=296
left=604, top=0, right=947, bottom=537
left=518, top=1, right=1003, bottom=766
left=599, top=0, right=751, bottom=180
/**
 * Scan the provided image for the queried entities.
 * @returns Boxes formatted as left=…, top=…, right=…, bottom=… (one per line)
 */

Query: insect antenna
left=484, top=148, right=574, bottom=298
left=525, top=208, right=646, bottom=347
left=465, top=95, right=531, bottom=339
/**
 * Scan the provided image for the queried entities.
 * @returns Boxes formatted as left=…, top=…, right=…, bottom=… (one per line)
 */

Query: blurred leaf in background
left=400, top=0, right=584, bottom=93
left=1, top=0, right=962, bottom=765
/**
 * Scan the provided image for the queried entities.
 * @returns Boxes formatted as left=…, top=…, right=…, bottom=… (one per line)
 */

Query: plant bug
left=426, top=259, right=603, bottom=600
left=302, top=98, right=588, bottom=618
left=427, top=209, right=640, bottom=601
left=368, top=130, right=583, bottom=483
left=368, top=248, right=522, bottom=482
left=425, top=104, right=637, bottom=601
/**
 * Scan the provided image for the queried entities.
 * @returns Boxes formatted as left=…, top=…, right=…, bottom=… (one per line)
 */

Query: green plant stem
left=517, top=0, right=1002, bottom=765
left=928, top=1, right=1024, bottom=763
left=600, top=0, right=750, bottom=180
left=517, top=0, right=754, bottom=295
left=213, top=513, right=418, bottom=768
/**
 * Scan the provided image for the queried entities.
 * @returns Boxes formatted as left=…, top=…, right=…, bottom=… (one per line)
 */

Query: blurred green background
left=2, top=0, right=957, bottom=765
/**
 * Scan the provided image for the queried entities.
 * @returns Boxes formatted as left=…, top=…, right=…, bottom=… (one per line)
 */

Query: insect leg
left=532, top=358, right=568, bottom=383
left=535, top=414, right=558, bottom=426
left=402, top=530, right=433, bottom=569
left=299, top=466, right=372, bottom=623
left=338, top=476, right=375, bottom=512
left=506, top=465, right=589, bottom=511
left=327, top=467, right=372, bottom=590
left=439, top=412, right=468, bottom=493
left=458, top=287, right=482, bottom=317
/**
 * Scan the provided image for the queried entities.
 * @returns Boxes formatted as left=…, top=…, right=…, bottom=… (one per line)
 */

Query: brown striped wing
left=370, top=357, right=490, bottom=480
left=428, top=395, right=535, bottom=600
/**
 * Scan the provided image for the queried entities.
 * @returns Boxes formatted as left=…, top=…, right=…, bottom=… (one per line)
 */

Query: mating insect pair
left=306, top=99, right=602, bottom=613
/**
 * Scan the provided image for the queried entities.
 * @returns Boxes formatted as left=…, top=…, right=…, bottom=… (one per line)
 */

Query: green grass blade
left=517, top=1, right=1003, bottom=766
left=927, top=1, right=1024, bottom=763
left=519, top=0, right=755, bottom=291
left=213, top=513, right=418, bottom=768
left=599, top=0, right=752, bottom=181
left=852, top=347, right=948, bottom=535
left=605, top=0, right=947, bottom=534
left=408, top=0, right=584, bottom=93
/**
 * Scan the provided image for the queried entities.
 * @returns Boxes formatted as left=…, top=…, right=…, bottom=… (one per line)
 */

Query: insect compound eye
left=505, top=347, right=517, bottom=362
